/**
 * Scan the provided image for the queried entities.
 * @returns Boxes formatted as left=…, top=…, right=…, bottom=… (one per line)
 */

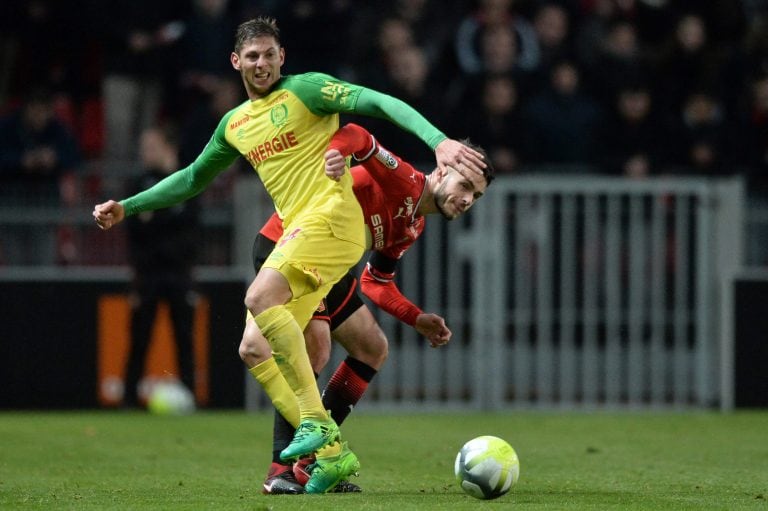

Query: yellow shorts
left=262, top=203, right=365, bottom=328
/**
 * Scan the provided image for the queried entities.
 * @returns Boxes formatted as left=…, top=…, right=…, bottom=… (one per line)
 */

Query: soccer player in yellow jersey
left=93, top=16, right=486, bottom=493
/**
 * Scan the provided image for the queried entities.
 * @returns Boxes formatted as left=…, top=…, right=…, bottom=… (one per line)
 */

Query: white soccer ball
left=454, top=435, right=520, bottom=500
left=147, top=381, right=196, bottom=415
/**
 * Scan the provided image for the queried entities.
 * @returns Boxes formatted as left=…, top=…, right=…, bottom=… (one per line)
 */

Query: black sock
left=322, top=356, right=377, bottom=426
left=272, top=409, right=295, bottom=464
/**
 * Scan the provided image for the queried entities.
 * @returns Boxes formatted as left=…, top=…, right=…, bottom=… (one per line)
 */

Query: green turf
left=0, top=410, right=766, bottom=510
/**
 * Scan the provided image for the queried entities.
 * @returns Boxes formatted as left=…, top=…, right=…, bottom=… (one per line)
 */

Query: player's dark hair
left=234, top=16, right=281, bottom=53
left=460, top=138, right=495, bottom=185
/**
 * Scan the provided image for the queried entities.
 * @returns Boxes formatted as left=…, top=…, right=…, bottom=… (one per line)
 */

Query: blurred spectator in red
left=521, top=60, right=603, bottom=166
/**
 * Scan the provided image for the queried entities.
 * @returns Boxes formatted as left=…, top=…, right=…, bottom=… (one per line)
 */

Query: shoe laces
left=293, top=422, right=319, bottom=442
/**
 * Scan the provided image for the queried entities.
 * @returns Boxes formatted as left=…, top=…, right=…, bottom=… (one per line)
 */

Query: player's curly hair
left=234, top=16, right=281, bottom=54
left=460, top=139, right=495, bottom=186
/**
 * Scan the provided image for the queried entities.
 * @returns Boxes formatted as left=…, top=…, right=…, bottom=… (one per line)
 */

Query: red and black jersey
left=348, top=134, right=426, bottom=260
left=259, top=123, right=428, bottom=325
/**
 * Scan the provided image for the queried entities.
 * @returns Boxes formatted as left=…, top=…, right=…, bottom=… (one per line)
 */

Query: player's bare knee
left=370, top=327, right=389, bottom=367
left=238, top=335, right=257, bottom=365
left=238, top=326, right=271, bottom=366
left=237, top=337, right=249, bottom=363
left=347, top=327, right=388, bottom=370
left=243, top=291, right=263, bottom=316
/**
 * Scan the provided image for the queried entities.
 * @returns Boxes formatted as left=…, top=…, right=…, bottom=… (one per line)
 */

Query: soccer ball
left=454, top=435, right=519, bottom=500
left=147, top=381, right=196, bottom=415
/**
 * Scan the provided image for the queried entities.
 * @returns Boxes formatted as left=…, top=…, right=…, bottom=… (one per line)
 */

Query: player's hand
left=415, top=313, right=452, bottom=348
left=435, top=139, right=486, bottom=179
left=324, top=148, right=346, bottom=181
left=93, top=200, right=125, bottom=230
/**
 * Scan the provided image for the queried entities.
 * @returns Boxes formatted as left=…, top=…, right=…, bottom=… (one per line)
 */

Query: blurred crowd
left=1, top=0, right=768, bottom=264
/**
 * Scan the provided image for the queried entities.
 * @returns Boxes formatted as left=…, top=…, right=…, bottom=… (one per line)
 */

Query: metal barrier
left=239, top=175, right=744, bottom=411
left=0, top=171, right=745, bottom=410
left=0, top=164, right=236, bottom=267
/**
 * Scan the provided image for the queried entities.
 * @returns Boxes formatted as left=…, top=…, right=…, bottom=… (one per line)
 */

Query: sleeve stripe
left=366, top=262, right=394, bottom=282
left=354, top=135, right=378, bottom=162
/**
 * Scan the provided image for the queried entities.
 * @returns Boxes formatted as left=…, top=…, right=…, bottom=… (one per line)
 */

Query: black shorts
left=252, top=233, right=364, bottom=330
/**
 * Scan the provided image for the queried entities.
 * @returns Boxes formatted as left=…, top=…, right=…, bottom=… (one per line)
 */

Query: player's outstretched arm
left=353, top=89, right=486, bottom=177
left=361, top=260, right=452, bottom=348
left=93, top=200, right=125, bottom=230
left=414, top=313, right=452, bottom=348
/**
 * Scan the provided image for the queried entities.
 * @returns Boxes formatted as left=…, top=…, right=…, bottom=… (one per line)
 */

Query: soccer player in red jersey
left=251, top=123, right=495, bottom=493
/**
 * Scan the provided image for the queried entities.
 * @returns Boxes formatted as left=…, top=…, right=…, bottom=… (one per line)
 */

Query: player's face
left=433, top=166, right=487, bottom=220
left=231, top=36, right=285, bottom=98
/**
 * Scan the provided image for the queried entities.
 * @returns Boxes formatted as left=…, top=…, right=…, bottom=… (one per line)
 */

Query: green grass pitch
left=1, top=410, right=766, bottom=510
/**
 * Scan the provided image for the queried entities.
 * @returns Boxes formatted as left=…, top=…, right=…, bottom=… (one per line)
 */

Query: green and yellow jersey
left=120, top=72, right=448, bottom=239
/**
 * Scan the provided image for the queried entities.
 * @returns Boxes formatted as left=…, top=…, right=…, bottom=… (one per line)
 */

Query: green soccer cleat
left=279, top=418, right=340, bottom=461
left=304, top=441, right=360, bottom=494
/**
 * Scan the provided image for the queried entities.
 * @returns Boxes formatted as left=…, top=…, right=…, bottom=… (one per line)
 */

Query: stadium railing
left=237, top=173, right=745, bottom=411
left=0, top=169, right=747, bottom=411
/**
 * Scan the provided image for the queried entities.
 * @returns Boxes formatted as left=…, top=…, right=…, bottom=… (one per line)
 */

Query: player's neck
left=419, top=173, right=438, bottom=216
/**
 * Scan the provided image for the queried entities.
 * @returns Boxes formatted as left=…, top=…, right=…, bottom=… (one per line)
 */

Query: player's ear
left=231, top=52, right=240, bottom=70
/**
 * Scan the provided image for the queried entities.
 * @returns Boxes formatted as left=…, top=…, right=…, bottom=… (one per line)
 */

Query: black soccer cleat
left=262, top=462, right=306, bottom=495
left=329, top=479, right=363, bottom=493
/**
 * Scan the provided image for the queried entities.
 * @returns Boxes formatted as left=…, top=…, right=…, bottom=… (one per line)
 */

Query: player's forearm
left=360, top=267, right=422, bottom=326
left=328, top=123, right=374, bottom=159
left=355, top=89, right=447, bottom=150
left=121, top=137, right=236, bottom=216
left=120, top=167, right=207, bottom=216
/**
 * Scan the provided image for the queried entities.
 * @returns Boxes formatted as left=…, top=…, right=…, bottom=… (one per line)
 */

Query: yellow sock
left=248, top=358, right=299, bottom=428
left=316, top=441, right=342, bottom=458
left=255, top=305, right=327, bottom=421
